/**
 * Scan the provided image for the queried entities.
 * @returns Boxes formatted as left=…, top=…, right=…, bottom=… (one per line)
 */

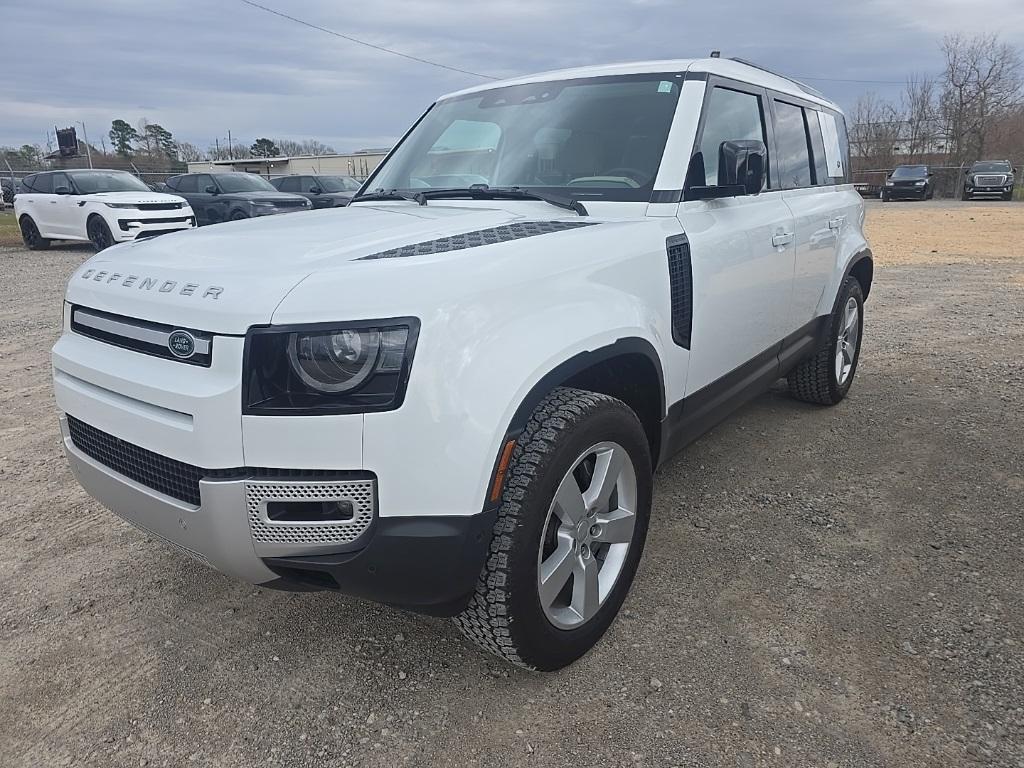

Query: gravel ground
left=1, top=202, right=1023, bottom=767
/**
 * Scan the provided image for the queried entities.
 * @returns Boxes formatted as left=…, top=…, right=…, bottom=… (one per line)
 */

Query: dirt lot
left=1, top=202, right=1023, bottom=767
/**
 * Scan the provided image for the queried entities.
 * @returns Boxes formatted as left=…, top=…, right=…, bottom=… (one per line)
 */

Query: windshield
left=972, top=161, right=1011, bottom=173
left=317, top=175, right=361, bottom=192
left=216, top=174, right=276, bottom=193
left=891, top=166, right=927, bottom=179
left=70, top=171, right=150, bottom=194
left=366, top=74, right=683, bottom=202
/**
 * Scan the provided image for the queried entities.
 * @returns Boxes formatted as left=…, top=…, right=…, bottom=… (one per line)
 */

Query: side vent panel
left=359, top=221, right=597, bottom=260
left=666, top=235, right=693, bottom=349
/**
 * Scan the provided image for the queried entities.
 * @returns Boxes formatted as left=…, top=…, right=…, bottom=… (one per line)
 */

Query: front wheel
left=455, top=388, right=652, bottom=670
left=229, top=210, right=249, bottom=221
left=87, top=216, right=115, bottom=252
left=787, top=276, right=865, bottom=405
left=961, top=187, right=971, bottom=201
left=1003, top=191, right=1014, bottom=201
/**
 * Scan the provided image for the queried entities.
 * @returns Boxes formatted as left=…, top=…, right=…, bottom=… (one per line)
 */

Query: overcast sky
left=3, top=0, right=1023, bottom=154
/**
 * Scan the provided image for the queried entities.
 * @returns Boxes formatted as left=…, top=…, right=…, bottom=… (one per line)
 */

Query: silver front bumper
left=60, top=415, right=375, bottom=584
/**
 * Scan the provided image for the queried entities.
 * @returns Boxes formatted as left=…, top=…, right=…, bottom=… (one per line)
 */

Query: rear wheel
left=454, top=388, right=652, bottom=670
left=87, top=216, right=115, bottom=252
left=787, top=276, right=865, bottom=405
left=19, top=216, right=50, bottom=250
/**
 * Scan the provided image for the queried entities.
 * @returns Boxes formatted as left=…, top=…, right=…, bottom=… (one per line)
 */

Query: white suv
left=52, top=58, right=871, bottom=670
left=16, top=169, right=194, bottom=251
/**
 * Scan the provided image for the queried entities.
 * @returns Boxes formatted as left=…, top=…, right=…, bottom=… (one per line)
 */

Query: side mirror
left=684, top=139, right=767, bottom=200
left=205, top=184, right=218, bottom=194
left=310, top=186, right=322, bottom=194
left=54, top=186, right=71, bottom=195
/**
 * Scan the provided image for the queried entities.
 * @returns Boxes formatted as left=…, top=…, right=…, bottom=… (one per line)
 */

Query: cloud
left=2, top=0, right=1020, bottom=152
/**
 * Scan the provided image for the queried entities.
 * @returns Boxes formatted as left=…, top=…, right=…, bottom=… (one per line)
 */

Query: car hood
left=225, top=191, right=306, bottom=202
left=81, top=191, right=188, bottom=205
left=64, top=202, right=581, bottom=334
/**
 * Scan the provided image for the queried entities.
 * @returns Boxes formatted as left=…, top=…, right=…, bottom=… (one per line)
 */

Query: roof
left=441, top=57, right=841, bottom=113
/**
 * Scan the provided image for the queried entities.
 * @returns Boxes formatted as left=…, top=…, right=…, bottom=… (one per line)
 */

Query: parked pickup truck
left=52, top=57, right=872, bottom=670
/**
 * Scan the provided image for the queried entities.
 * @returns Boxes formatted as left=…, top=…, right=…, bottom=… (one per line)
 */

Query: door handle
left=828, top=216, right=845, bottom=230
left=772, top=232, right=794, bottom=247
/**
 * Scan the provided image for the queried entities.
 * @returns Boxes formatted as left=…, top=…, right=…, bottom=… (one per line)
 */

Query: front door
left=677, top=82, right=796, bottom=395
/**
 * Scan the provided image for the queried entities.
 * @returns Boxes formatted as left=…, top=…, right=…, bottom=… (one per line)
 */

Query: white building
left=186, top=149, right=390, bottom=180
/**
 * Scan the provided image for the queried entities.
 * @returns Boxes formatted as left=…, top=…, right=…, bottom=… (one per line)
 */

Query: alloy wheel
left=537, top=441, right=638, bottom=630
left=21, top=218, right=39, bottom=247
left=88, top=219, right=112, bottom=251
left=835, top=296, right=860, bottom=385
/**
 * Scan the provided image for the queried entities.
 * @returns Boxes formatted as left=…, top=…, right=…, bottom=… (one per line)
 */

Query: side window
left=773, top=100, right=812, bottom=189
left=196, top=175, right=214, bottom=192
left=697, top=87, right=768, bottom=187
left=33, top=173, right=54, bottom=194
left=817, top=111, right=848, bottom=182
left=175, top=175, right=198, bottom=193
left=277, top=177, right=296, bottom=192
left=22, top=174, right=36, bottom=192
left=806, top=109, right=831, bottom=185
left=51, top=172, right=71, bottom=194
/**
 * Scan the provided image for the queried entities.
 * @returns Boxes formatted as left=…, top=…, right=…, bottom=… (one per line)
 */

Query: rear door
left=173, top=175, right=206, bottom=223
left=27, top=173, right=57, bottom=235
left=676, top=79, right=796, bottom=395
left=771, top=97, right=841, bottom=330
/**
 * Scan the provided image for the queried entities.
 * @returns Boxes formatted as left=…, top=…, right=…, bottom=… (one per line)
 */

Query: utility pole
left=228, top=129, right=233, bottom=160
left=77, top=121, right=94, bottom=168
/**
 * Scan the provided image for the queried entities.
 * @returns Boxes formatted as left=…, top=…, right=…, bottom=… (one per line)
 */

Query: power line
left=239, top=0, right=499, bottom=81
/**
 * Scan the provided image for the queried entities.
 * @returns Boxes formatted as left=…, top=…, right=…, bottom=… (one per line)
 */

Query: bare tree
left=901, top=75, right=938, bottom=160
left=174, top=141, right=205, bottom=163
left=940, top=33, right=1023, bottom=163
left=850, top=92, right=901, bottom=168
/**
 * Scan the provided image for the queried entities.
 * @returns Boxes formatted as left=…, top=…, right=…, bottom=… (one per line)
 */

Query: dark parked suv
left=882, top=165, right=933, bottom=201
left=270, top=174, right=362, bottom=208
left=962, top=160, right=1015, bottom=201
left=165, top=172, right=310, bottom=225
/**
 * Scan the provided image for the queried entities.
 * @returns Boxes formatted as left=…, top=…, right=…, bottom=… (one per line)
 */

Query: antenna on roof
left=709, top=50, right=721, bottom=58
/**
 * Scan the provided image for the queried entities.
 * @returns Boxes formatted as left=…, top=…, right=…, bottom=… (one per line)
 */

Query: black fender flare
left=482, top=336, right=666, bottom=512
left=841, top=247, right=874, bottom=303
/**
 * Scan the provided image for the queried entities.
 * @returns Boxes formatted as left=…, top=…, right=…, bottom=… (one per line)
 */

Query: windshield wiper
left=417, top=185, right=589, bottom=216
left=351, top=188, right=427, bottom=206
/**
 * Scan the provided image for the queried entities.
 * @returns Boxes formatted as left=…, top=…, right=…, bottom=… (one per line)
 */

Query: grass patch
left=0, top=210, right=21, bottom=247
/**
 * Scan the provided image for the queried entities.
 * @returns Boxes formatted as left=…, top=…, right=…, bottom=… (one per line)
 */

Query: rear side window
left=773, top=100, right=812, bottom=189
left=32, top=173, right=54, bottom=194
left=697, top=87, right=768, bottom=187
left=174, top=175, right=198, bottom=193
left=277, top=177, right=299, bottom=192
left=818, top=111, right=848, bottom=182
left=806, top=110, right=830, bottom=185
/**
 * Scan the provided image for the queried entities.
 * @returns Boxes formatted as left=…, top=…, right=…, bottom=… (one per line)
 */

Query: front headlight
left=104, top=203, right=139, bottom=209
left=885, top=181, right=894, bottom=186
left=243, top=319, right=419, bottom=415
left=914, top=180, right=926, bottom=185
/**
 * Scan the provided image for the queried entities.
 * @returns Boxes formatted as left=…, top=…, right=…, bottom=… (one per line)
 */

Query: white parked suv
left=52, top=58, right=872, bottom=670
left=16, top=169, right=195, bottom=251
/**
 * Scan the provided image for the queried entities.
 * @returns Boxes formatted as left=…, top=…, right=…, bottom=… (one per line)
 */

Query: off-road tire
left=454, top=387, right=652, bottom=671
left=787, top=276, right=865, bottom=406
left=19, top=215, right=50, bottom=250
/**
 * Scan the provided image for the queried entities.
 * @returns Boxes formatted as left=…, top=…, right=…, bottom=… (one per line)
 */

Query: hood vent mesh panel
left=359, top=220, right=597, bottom=260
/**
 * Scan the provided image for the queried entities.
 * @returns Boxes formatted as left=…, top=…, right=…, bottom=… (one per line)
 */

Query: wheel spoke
left=571, top=554, right=600, bottom=622
left=844, top=302, right=858, bottom=332
left=593, top=507, right=635, bottom=544
left=538, top=535, right=575, bottom=607
left=552, top=472, right=586, bottom=525
left=582, top=446, right=625, bottom=511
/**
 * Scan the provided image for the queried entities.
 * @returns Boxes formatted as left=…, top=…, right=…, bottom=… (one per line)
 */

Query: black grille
left=136, top=203, right=185, bottom=211
left=359, top=221, right=597, bottom=260
left=666, top=235, right=693, bottom=349
left=67, top=415, right=205, bottom=505
left=66, top=416, right=374, bottom=506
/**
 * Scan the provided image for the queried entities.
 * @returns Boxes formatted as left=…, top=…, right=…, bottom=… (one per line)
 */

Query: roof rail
left=727, top=57, right=825, bottom=99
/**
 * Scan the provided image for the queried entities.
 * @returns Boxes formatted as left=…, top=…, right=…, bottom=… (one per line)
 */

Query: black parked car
left=270, top=174, right=362, bottom=208
left=165, top=172, right=311, bottom=225
left=962, top=160, right=1015, bottom=201
left=882, top=165, right=934, bottom=201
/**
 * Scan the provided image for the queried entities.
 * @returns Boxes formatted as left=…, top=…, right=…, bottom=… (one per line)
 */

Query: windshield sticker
left=658, top=81, right=674, bottom=93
